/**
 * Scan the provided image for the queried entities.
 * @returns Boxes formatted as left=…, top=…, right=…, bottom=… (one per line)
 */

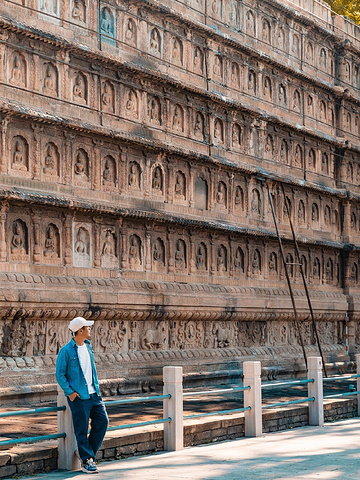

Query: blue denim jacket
left=56, top=338, right=100, bottom=399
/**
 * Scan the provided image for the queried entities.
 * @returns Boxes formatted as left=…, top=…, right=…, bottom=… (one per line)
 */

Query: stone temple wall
left=1, top=0, right=360, bottom=402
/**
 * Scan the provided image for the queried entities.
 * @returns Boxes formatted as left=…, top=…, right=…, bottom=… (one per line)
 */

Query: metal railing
left=183, top=385, right=251, bottom=420
left=104, top=394, right=171, bottom=432
left=0, top=406, right=66, bottom=448
left=262, top=378, right=315, bottom=410
left=2, top=355, right=360, bottom=471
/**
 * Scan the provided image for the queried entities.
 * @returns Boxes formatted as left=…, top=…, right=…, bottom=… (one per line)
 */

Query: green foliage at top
left=324, top=0, right=360, bottom=25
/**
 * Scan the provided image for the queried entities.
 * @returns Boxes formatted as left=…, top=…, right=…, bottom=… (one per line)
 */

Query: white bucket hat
left=69, top=316, right=94, bottom=333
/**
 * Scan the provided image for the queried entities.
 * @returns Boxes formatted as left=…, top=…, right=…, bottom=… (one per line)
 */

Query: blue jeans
left=67, top=393, right=109, bottom=463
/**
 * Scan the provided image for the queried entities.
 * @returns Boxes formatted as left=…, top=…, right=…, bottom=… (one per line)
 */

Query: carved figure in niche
left=152, top=166, right=163, bottom=193
left=308, top=149, right=316, bottom=169
left=74, top=227, right=89, bottom=259
left=262, top=20, right=271, bottom=44
left=252, top=249, right=261, bottom=274
left=230, top=1, right=239, bottom=26
left=126, top=90, right=138, bottom=118
left=278, top=84, right=287, bottom=105
left=294, top=145, right=303, bottom=168
left=43, top=143, right=58, bottom=176
left=324, top=206, right=331, bottom=226
left=347, top=162, right=353, bottom=182
left=234, top=247, right=244, bottom=271
left=298, top=200, right=305, bottom=223
left=326, top=259, right=333, bottom=281
left=350, top=212, right=356, bottom=229
left=231, top=63, right=239, bottom=87
left=246, top=10, right=255, bottom=35
left=351, top=263, right=358, bottom=283
left=172, top=105, right=183, bottom=132
left=102, top=230, right=116, bottom=259
left=212, top=0, right=220, bottom=14
left=312, top=203, right=319, bottom=222
left=43, top=63, right=57, bottom=96
left=10, top=55, right=25, bottom=87
left=44, top=224, right=59, bottom=258
left=280, top=140, right=288, bottom=164
left=194, top=112, right=204, bottom=138
left=142, top=322, right=166, bottom=350
left=313, top=258, right=320, bottom=280
left=74, top=149, right=88, bottom=179
left=293, top=90, right=301, bottom=112
left=251, top=189, right=261, bottom=215
left=232, top=124, right=241, bottom=147
left=101, top=82, right=114, bottom=112
left=307, top=95, right=314, bottom=116
left=72, top=0, right=85, bottom=22
left=149, top=97, right=161, bottom=125
left=213, top=322, right=231, bottom=348
left=248, top=71, right=256, bottom=93
left=234, top=185, right=243, bottom=208
left=73, top=73, right=86, bottom=104
left=292, top=34, right=300, bottom=56
left=125, top=18, right=136, bottom=44
left=11, top=220, right=27, bottom=256
left=128, top=161, right=140, bottom=189
left=320, top=101, right=326, bottom=121
left=103, top=157, right=115, bottom=184
left=172, top=38, right=182, bottom=65
left=12, top=139, right=27, bottom=171
left=213, top=56, right=222, bottom=78
left=319, top=48, right=327, bottom=69
left=269, top=252, right=277, bottom=273
left=153, top=238, right=165, bottom=267
left=175, top=171, right=186, bottom=198
left=150, top=28, right=161, bottom=54
left=40, top=0, right=56, bottom=14
left=277, top=28, right=285, bottom=49
left=217, top=246, right=227, bottom=272
left=263, top=77, right=272, bottom=100
left=265, top=135, right=273, bottom=157
left=175, top=239, right=186, bottom=269
left=193, top=47, right=203, bottom=73
left=217, top=182, right=226, bottom=206
left=129, top=234, right=141, bottom=267
left=214, top=119, right=223, bottom=143
left=196, top=243, right=206, bottom=270
left=321, top=152, right=329, bottom=174
left=306, top=42, right=313, bottom=62
left=100, top=8, right=114, bottom=35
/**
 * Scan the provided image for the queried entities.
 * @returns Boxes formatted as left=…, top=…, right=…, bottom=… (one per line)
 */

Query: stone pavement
left=22, top=418, right=360, bottom=480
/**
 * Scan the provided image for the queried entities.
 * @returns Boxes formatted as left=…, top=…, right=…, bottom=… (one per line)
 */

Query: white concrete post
left=57, top=386, right=81, bottom=471
left=243, top=361, right=262, bottom=437
left=307, top=356, right=324, bottom=426
left=356, top=354, right=360, bottom=417
left=163, top=366, right=184, bottom=451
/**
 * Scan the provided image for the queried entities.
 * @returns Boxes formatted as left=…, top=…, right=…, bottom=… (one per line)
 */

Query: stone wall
left=1, top=0, right=360, bottom=398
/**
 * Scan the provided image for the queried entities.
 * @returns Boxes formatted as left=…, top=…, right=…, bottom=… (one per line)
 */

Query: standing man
left=56, top=317, right=108, bottom=474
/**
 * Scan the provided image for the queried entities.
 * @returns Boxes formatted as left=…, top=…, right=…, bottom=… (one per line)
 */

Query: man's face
left=79, top=326, right=92, bottom=339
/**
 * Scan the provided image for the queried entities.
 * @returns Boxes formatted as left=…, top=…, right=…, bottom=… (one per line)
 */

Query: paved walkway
left=24, top=418, right=360, bottom=480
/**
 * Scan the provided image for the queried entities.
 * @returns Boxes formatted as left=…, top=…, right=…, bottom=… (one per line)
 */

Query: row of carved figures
left=30, top=0, right=348, bottom=85
left=6, top=217, right=355, bottom=286
left=7, top=47, right=355, bottom=138
left=8, top=128, right=337, bottom=183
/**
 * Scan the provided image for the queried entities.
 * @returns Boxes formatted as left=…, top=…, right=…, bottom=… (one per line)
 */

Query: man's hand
left=68, top=391, right=80, bottom=402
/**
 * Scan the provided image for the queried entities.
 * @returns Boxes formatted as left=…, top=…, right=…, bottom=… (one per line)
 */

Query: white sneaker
left=81, top=458, right=99, bottom=474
